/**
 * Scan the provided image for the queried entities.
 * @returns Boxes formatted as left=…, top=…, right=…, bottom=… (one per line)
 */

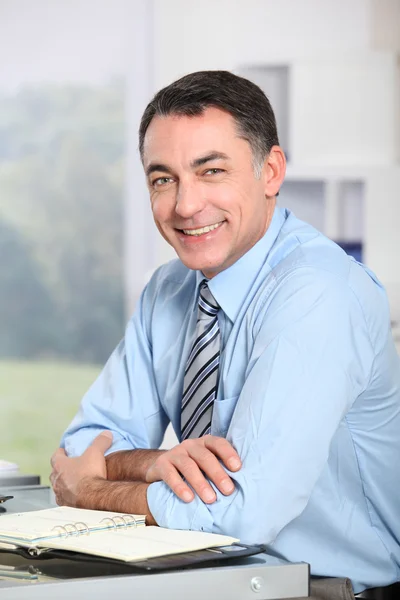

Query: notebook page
left=0, top=507, right=145, bottom=543
left=43, top=526, right=239, bottom=562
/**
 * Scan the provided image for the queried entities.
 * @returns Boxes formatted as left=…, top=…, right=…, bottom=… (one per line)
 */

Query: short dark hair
left=139, top=70, right=279, bottom=174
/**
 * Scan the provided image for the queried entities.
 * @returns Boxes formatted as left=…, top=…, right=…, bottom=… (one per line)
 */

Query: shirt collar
left=195, top=206, right=286, bottom=322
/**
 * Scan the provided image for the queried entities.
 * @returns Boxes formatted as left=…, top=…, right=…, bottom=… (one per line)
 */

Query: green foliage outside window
left=0, top=81, right=126, bottom=363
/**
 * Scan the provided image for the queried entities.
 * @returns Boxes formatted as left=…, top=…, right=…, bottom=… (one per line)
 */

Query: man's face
left=143, top=107, right=275, bottom=278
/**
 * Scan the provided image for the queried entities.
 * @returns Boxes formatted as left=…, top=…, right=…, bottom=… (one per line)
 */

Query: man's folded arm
left=147, top=268, right=374, bottom=541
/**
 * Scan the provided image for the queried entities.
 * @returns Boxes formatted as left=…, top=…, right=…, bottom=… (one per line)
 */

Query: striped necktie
left=181, top=281, right=220, bottom=440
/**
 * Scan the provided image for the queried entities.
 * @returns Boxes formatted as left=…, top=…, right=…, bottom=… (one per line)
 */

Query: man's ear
left=262, top=146, right=286, bottom=197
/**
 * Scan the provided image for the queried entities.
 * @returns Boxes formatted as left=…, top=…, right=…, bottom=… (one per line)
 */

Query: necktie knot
left=198, top=282, right=219, bottom=320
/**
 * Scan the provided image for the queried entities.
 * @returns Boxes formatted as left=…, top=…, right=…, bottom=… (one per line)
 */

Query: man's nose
left=175, top=182, right=205, bottom=218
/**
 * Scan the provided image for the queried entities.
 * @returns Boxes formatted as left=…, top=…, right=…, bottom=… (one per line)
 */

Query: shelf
left=278, top=180, right=325, bottom=232
left=279, top=176, right=364, bottom=245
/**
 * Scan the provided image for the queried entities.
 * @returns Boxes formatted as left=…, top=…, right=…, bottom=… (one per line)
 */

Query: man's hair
left=139, top=70, right=279, bottom=178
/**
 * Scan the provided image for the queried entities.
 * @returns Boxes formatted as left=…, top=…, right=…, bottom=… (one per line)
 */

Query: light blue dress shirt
left=62, top=207, right=400, bottom=592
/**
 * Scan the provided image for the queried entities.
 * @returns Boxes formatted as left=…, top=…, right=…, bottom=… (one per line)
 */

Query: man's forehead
left=142, top=108, right=238, bottom=164
left=147, top=106, right=235, bottom=130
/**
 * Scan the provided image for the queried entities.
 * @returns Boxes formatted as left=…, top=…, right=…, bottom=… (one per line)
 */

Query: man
left=51, top=71, right=400, bottom=596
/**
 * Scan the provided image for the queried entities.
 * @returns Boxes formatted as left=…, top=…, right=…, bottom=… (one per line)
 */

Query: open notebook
left=0, top=506, right=238, bottom=563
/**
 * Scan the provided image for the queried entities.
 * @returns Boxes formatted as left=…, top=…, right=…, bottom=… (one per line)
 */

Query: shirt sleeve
left=147, top=266, right=375, bottom=541
left=61, top=287, right=169, bottom=457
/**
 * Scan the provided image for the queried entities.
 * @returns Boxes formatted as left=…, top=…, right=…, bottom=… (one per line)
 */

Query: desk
left=0, top=486, right=309, bottom=600
left=0, top=484, right=55, bottom=514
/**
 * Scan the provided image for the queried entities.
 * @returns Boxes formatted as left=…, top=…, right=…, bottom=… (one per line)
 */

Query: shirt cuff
left=147, top=480, right=214, bottom=532
left=63, top=429, right=132, bottom=457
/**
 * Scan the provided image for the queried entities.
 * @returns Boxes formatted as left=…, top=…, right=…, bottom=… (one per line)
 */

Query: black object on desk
left=0, top=495, right=14, bottom=513
left=0, top=542, right=268, bottom=576
left=0, top=543, right=271, bottom=582
left=0, top=495, right=13, bottom=503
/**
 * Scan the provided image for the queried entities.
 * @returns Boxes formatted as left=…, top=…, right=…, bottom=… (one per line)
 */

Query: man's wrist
left=75, top=476, right=157, bottom=525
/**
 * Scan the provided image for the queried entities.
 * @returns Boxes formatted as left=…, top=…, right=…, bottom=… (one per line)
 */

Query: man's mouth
left=180, top=221, right=225, bottom=236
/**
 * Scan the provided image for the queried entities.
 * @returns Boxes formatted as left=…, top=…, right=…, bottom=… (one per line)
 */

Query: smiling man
left=51, top=71, right=400, bottom=598
left=144, top=107, right=279, bottom=278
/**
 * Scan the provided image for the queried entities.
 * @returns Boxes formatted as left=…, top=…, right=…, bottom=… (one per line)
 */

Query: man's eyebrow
left=145, top=152, right=230, bottom=177
left=145, top=163, right=172, bottom=177
left=190, top=152, right=230, bottom=169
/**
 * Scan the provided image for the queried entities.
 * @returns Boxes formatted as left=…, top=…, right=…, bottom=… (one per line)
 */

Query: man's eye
left=152, top=177, right=173, bottom=187
left=205, top=168, right=224, bottom=176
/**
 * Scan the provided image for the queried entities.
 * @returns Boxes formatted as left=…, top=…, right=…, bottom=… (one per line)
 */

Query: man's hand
left=145, top=435, right=241, bottom=504
left=50, top=431, right=113, bottom=507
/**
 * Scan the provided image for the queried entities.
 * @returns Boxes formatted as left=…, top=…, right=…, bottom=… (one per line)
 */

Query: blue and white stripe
left=181, top=282, right=220, bottom=440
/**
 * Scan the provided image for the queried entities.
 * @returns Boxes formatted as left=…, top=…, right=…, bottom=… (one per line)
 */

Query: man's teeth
left=182, top=222, right=223, bottom=236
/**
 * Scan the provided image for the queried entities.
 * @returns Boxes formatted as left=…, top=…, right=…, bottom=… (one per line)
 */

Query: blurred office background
left=0, top=0, right=399, bottom=481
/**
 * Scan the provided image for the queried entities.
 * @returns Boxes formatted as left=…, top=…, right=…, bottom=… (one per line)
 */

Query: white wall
left=290, top=53, right=399, bottom=166
left=125, top=0, right=157, bottom=315
left=153, top=0, right=370, bottom=88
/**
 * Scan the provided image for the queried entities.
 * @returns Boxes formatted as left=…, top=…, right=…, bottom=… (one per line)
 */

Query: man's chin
left=169, top=234, right=231, bottom=275
left=179, top=256, right=226, bottom=278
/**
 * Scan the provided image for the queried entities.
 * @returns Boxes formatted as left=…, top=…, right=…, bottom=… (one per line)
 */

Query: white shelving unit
left=281, top=165, right=367, bottom=243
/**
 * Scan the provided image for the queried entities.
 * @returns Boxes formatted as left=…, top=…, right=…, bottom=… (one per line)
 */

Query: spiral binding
left=100, top=515, right=138, bottom=530
left=51, top=515, right=137, bottom=537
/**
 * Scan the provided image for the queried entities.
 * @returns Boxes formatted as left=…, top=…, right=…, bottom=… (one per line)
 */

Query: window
left=0, top=0, right=131, bottom=482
